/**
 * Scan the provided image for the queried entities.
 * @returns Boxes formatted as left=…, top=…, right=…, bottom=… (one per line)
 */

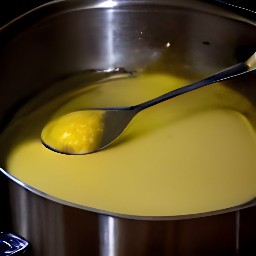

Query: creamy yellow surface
left=1, top=73, right=256, bottom=216
left=41, top=110, right=105, bottom=154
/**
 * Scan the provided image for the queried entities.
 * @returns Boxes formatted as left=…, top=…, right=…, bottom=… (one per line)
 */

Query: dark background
left=0, top=0, right=255, bottom=27
left=0, top=0, right=53, bottom=26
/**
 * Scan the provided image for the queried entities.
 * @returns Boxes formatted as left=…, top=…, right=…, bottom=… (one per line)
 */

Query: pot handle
left=0, top=232, right=30, bottom=255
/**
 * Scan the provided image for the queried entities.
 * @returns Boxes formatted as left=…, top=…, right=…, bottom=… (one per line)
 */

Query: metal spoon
left=42, top=52, right=256, bottom=155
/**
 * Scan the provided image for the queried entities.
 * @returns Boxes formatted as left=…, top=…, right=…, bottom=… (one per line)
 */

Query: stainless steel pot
left=0, top=0, right=256, bottom=255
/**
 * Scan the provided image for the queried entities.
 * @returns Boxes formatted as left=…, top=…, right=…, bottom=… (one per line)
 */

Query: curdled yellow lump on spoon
left=41, top=110, right=105, bottom=154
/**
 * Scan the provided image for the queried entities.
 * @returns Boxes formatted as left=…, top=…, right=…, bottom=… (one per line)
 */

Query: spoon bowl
left=41, top=52, right=256, bottom=155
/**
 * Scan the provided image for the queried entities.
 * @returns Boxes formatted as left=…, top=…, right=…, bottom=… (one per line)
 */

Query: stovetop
left=0, top=0, right=255, bottom=28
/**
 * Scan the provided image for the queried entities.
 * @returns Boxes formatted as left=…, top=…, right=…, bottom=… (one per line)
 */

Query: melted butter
left=41, top=110, right=105, bottom=154
left=1, top=73, right=256, bottom=216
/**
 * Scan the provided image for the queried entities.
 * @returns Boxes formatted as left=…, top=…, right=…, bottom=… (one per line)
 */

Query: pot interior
left=0, top=0, right=256, bottom=219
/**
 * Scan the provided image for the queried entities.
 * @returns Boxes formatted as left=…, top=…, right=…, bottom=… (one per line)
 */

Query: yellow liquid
left=1, top=73, right=256, bottom=216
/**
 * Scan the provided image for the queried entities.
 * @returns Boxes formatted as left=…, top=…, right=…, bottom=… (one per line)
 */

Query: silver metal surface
left=0, top=0, right=256, bottom=255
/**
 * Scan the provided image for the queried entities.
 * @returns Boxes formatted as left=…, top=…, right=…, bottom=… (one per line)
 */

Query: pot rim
left=0, top=0, right=255, bottom=33
left=1, top=166, right=256, bottom=221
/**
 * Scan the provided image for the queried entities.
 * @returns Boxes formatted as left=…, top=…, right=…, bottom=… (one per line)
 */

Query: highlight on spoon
left=41, top=110, right=105, bottom=155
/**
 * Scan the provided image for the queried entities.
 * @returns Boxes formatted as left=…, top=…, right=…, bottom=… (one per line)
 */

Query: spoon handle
left=134, top=55, right=255, bottom=112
